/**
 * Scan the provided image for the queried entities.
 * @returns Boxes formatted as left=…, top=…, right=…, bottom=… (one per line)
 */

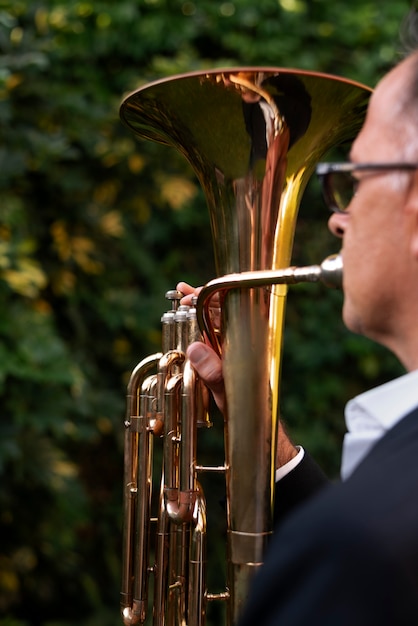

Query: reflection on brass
left=119, top=68, right=371, bottom=625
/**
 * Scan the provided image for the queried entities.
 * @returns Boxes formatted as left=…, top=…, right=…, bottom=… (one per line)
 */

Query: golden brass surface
left=120, top=68, right=371, bottom=626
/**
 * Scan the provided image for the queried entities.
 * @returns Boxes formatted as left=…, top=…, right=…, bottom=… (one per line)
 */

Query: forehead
left=351, top=57, right=415, bottom=161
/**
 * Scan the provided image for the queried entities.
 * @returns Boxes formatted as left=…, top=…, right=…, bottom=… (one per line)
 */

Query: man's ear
left=406, top=169, right=418, bottom=261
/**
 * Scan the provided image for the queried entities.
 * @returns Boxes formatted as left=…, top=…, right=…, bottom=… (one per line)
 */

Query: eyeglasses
left=316, top=162, right=418, bottom=213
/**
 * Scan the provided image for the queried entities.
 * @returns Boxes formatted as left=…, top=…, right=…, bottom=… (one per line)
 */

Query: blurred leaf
left=0, top=0, right=411, bottom=623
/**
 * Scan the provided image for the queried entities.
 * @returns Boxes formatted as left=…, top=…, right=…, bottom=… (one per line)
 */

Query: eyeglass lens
left=326, top=171, right=355, bottom=212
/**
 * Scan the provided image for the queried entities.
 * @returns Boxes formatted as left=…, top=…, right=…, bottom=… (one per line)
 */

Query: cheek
left=345, top=186, right=403, bottom=259
left=341, top=171, right=413, bottom=285
left=345, top=227, right=394, bottom=283
left=343, top=218, right=374, bottom=267
left=342, top=211, right=406, bottom=320
left=341, top=213, right=392, bottom=307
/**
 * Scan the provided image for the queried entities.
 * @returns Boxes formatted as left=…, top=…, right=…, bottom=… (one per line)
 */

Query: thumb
left=187, top=342, right=225, bottom=412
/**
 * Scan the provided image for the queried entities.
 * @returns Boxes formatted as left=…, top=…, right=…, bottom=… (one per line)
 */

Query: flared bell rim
left=120, top=66, right=372, bottom=107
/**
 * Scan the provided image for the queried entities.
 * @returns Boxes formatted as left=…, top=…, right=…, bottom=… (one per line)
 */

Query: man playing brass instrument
left=178, top=39, right=418, bottom=625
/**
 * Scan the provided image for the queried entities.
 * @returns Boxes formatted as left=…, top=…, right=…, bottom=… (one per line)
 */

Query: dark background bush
left=0, top=1, right=411, bottom=624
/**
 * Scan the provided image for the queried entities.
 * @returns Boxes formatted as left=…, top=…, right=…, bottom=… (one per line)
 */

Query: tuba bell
left=119, top=68, right=371, bottom=626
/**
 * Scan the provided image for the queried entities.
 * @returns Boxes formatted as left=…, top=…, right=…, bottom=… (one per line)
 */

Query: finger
left=176, top=281, right=194, bottom=295
left=187, top=342, right=225, bottom=412
left=176, top=282, right=203, bottom=306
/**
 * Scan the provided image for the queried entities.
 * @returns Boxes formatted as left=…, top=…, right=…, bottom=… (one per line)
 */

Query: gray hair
left=397, top=9, right=418, bottom=145
left=400, top=8, right=418, bottom=55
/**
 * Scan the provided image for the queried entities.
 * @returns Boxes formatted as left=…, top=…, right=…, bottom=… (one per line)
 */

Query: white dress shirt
left=341, top=369, right=418, bottom=480
left=276, top=369, right=418, bottom=483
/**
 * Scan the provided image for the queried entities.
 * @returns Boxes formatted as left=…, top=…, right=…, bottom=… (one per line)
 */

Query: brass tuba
left=119, top=68, right=371, bottom=626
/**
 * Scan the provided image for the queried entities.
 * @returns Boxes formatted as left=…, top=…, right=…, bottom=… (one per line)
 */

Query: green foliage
left=0, top=0, right=412, bottom=624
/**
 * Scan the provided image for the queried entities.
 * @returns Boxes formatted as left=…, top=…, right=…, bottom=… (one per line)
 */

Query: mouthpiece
left=318, top=253, right=343, bottom=289
left=196, top=252, right=343, bottom=352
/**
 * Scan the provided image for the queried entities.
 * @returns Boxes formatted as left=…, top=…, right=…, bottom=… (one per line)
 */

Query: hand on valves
left=176, top=281, right=299, bottom=468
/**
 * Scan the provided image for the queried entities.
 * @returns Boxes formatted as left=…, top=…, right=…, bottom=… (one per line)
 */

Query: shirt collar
left=341, top=369, right=418, bottom=480
left=345, top=369, right=418, bottom=433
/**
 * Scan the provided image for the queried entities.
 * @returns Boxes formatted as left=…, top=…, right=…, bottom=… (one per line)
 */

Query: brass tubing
left=120, top=66, right=370, bottom=625
left=164, top=374, right=183, bottom=522
left=165, top=361, right=199, bottom=524
left=121, top=353, right=163, bottom=626
left=188, top=484, right=207, bottom=626
left=180, top=361, right=199, bottom=515
left=156, top=351, right=185, bottom=422
left=196, top=254, right=343, bottom=355
left=153, top=474, right=170, bottom=626
left=132, top=375, right=158, bottom=625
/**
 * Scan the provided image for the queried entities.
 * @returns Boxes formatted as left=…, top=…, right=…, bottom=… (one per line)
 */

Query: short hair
left=397, top=9, right=418, bottom=129
left=400, top=8, right=418, bottom=56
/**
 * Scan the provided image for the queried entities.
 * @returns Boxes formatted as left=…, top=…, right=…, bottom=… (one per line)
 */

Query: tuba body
left=119, top=68, right=371, bottom=625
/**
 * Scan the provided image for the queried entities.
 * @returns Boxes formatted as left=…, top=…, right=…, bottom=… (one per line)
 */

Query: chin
left=343, top=303, right=382, bottom=344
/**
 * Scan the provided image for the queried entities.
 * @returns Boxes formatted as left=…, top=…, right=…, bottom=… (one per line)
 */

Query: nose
left=328, top=212, right=348, bottom=238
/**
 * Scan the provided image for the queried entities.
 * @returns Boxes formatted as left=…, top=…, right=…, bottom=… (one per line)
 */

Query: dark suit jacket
left=238, top=406, right=418, bottom=626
